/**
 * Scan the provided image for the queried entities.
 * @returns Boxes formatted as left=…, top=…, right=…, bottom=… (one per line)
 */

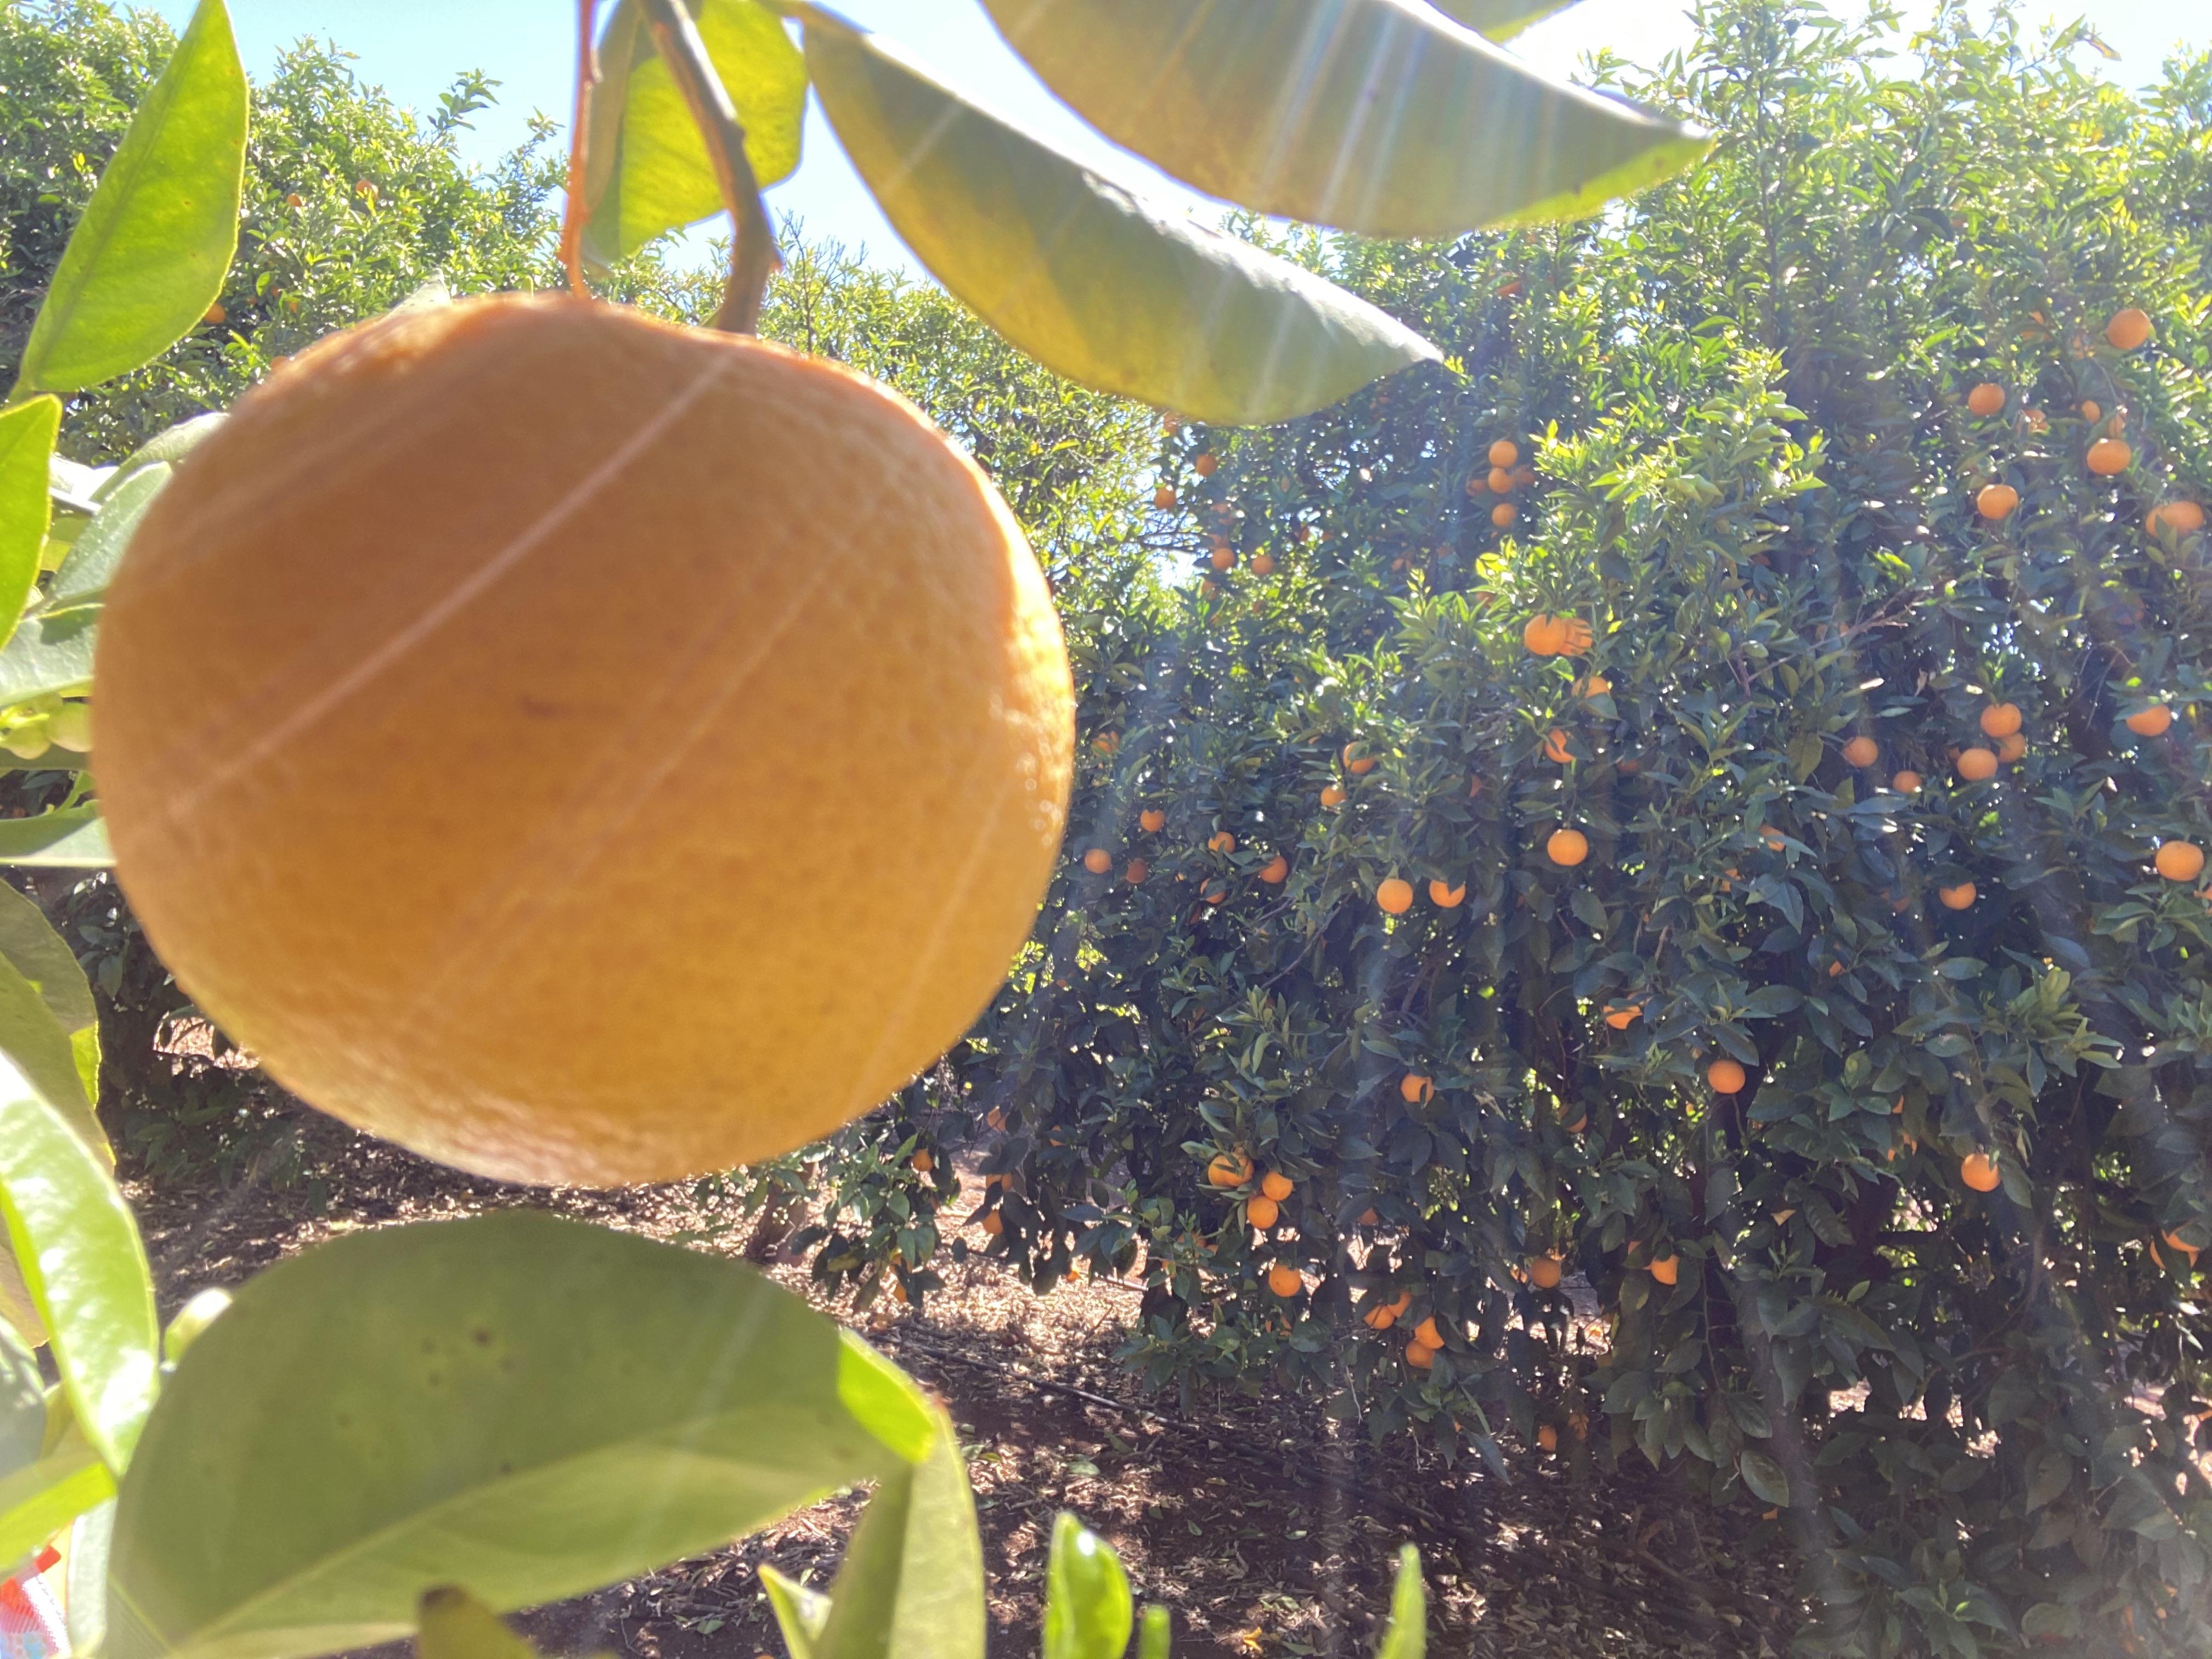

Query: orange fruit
left=1249, top=550, right=1276, bottom=576
left=1406, top=1339, right=1435, bottom=1369
left=1260, top=1170, right=1294, bottom=1201
left=1363, top=1300, right=1397, bottom=1329
left=1208, top=830, right=1237, bottom=854
left=986, top=1107, right=1007, bottom=1130
left=1543, top=727, right=1574, bottom=764
left=1201, top=882, right=1227, bottom=906
left=1649, top=1254, right=1679, bottom=1286
left=1412, top=1316, right=1444, bottom=1350
left=1266, top=1262, right=1302, bottom=1298
left=1083, top=847, right=1113, bottom=873
left=1892, top=770, right=1923, bottom=793
left=1246, top=1194, right=1280, bottom=1230
left=2125, top=705, right=2174, bottom=737
left=1401, top=1073, right=1435, bottom=1105
left=1321, top=785, right=1347, bottom=809
left=1193, top=452, right=1218, bottom=477
left=1575, top=673, right=1611, bottom=702
left=1937, top=881, right=1977, bottom=911
left=1486, top=466, right=1514, bottom=494
left=1966, top=382, right=2006, bottom=417
left=1489, top=439, right=1519, bottom=468
left=1956, top=747, right=1999, bottom=782
left=1342, top=743, right=1377, bottom=774
left=982, top=1210, right=1005, bottom=1235
left=1140, top=808, right=1166, bottom=833
left=203, top=301, right=228, bottom=328
left=95, top=294, right=1072, bottom=1186
left=1842, top=735, right=1878, bottom=768
left=1604, top=1002, right=1643, bottom=1030
left=1960, top=1152, right=2001, bottom=1192
left=1259, top=854, right=1289, bottom=884
left=1376, top=877, right=1415, bottom=915
left=1547, top=828, right=1590, bottom=867
left=1124, top=859, right=1148, bottom=884
left=1207, top=1150, right=1254, bottom=1187
left=2163, top=1229, right=2200, bottom=1264
left=1997, top=732, right=2027, bottom=764
left=910, top=1149, right=933, bottom=1173
left=1528, top=1255, right=1562, bottom=1290
left=2087, top=437, right=2132, bottom=476
left=1092, top=731, right=1120, bottom=755
left=1429, top=878, right=1466, bottom=908
left=1522, top=614, right=1569, bottom=656
left=2155, top=842, right=2205, bottom=883
left=1359, top=1207, right=1381, bottom=1226
left=1707, top=1058, right=1746, bottom=1094
left=1976, top=483, right=2019, bottom=520
left=1979, top=703, right=2022, bottom=738
left=2080, top=400, right=2102, bottom=422
left=1558, top=617, right=1595, bottom=653
left=2106, top=307, right=2153, bottom=351
left=1209, top=545, right=1235, bottom=571
left=2147, top=502, right=2205, bottom=539
left=1491, top=503, right=1517, bottom=529
left=1536, top=1424, right=1559, bottom=1453
left=1154, top=484, right=1177, bottom=509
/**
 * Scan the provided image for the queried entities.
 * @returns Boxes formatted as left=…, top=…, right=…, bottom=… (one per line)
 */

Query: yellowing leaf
left=802, top=12, right=1437, bottom=425
left=976, top=0, right=1708, bottom=238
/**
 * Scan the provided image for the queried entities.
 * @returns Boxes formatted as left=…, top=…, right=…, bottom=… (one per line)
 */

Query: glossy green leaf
left=0, top=603, right=97, bottom=705
left=416, top=1587, right=543, bottom=1659
left=802, top=10, right=1437, bottom=425
left=0, top=1424, right=115, bottom=1567
left=0, top=883, right=102, bottom=1134
left=975, top=0, right=1709, bottom=239
left=47, top=462, right=170, bottom=616
left=91, top=413, right=224, bottom=505
left=0, top=1070, right=158, bottom=1474
left=0, top=808, right=111, bottom=868
left=812, top=1404, right=984, bottom=1659
left=580, top=0, right=806, bottom=266
left=0, top=397, right=61, bottom=649
left=0, top=950, right=104, bottom=1166
left=108, top=1211, right=933, bottom=1659
left=1043, top=1514, right=1131, bottom=1659
left=69, top=1501, right=117, bottom=1658
left=761, top=1566, right=830, bottom=1659
left=12, top=0, right=247, bottom=396
left=1425, top=0, right=1578, bottom=38
left=1375, top=1545, right=1425, bottom=1659
left=1136, top=1605, right=1171, bottom=1659
left=1739, top=1449, right=1791, bottom=1507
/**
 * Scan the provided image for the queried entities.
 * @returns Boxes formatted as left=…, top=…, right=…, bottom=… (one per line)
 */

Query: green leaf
left=0, top=1072, right=158, bottom=1474
left=1738, top=1450, right=1791, bottom=1507
left=0, top=884, right=100, bottom=1127
left=1043, top=1513, right=1132, bottom=1659
left=90, top=413, right=224, bottom=505
left=46, top=462, right=170, bottom=616
left=581, top=0, right=808, bottom=266
left=416, top=1587, right=543, bottom=1659
left=67, top=1500, right=117, bottom=1658
left=108, top=1211, right=933, bottom=1659
left=0, top=950, right=104, bottom=1166
left=0, top=1237, right=44, bottom=1348
left=1137, top=1605, right=1171, bottom=1659
left=1, top=1325, right=42, bottom=1474
left=0, top=397, right=61, bottom=648
left=1375, top=1544, right=1424, bottom=1659
left=1424, top=0, right=1580, bottom=38
left=802, top=11, right=1437, bottom=425
left=812, top=1403, right=985, bottom=1659
left=974, top=0, right=1708, bottom=239
left=11, top=0, right=247, bottom=397
left=0, top=808, right=112, bottom=868
left=761, top=1566, right=831, bottom=1659
left=0, top=603, right=97, bottom=705
left=0, top=1422, right=115, bottom=1567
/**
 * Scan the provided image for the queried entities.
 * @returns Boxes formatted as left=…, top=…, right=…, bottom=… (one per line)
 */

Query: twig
left=560, top=0, right=600, bottom=295
left=636, top=0, right=781, bottom=334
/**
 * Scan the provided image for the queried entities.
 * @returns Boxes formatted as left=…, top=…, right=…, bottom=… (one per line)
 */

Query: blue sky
left=144, top=1, right=2209, bottom=275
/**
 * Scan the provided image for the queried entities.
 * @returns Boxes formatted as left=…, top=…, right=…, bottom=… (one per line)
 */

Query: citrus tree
left=913, top=5, right=2212, bottom=1652
left=0, top=0, right=1698, bottom=1655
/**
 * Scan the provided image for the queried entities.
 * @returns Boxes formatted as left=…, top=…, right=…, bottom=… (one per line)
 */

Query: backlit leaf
left=1042, top=1514, right=1132, bottom=1659
left=47, top=463, right=170, bottom=615
left=0, top=808, right=111, bottom=869
left=1375, top=1545, right=1425, bottom=1659
left=803, top=10, right=1437, bottom=425
left=812, top=1404, right=985, bottom=1659
left=0, top=397, right=60, bottom=649
left=974, top=0, right=1708, bottom=239
left=0, top=883, right=103, bottom=1136
left=415, top=1588, right=543, bottom=1659
left=12, top=0, right=246, bottom=396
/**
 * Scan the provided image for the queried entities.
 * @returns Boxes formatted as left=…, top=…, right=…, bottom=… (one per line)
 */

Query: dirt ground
left=128, top=1124, right=1804, bottom=1659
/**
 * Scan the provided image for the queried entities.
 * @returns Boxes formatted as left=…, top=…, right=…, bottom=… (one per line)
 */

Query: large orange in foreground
left=95, top=295, right=1074, bottom=1184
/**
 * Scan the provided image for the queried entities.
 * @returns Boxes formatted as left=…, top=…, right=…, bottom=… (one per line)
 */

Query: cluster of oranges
left=1465, top=438, right=1534, bottom=532
left=1077, top=805, right=1292, bottom=896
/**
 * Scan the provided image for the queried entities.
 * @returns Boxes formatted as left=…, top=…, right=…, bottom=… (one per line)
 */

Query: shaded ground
left=129, top=1124, right=1803, bottom=1659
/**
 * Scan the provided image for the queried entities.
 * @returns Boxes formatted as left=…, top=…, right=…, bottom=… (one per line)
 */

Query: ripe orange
left=1193, top=452, right=1218, bottom=477
left=1544, top=728, right=1574, bottom=764
left=1649, top=1254, right=1679, bottom=1286
left=1547, top=828, right=1590, bottom=867
left=2163, top=1229, right=2200, bottom=1265
left=1522, top=614, right=1570, bottom=656
left=1083, top=847, right=1113, bottom=873
left=1489, top=439, right=1519, bottom=469
left=1487, top=466, right=1514, bottom=494
left=1892, top=770, right=1923, bottom=793
left=1342, top=743, right=1377, bottom=774
left=1979, top=703, right=2022, bottom=738
left=1359, top=1207, right=1381, bottom=1226
left=2106, top=307, right=2153, bottom=351
left=1140, top=808, right=1166, bottom=833
left=2087, top=437, right=2132, bottom=476
left=1559, top=617, right=1595, bottom=654
left=2147, top=502, right=2205, bottom=539
left=1249, top=551, right=1276, bottom=577
left=1259, top=855, right=1289, bottom=884
left=1246, top=1194, right=1280, bottom=1230
left=1576, top=673, right=1611, bottom=702
left=1406, top=1340, right=1435, bottom=1369
left=1429, top=878, right=1466, bottom=908
left=1997, top=732, right=2026, bottom=763
left=2155, top=842, right=2206, bottom=883
left=2080, top=399, right=2102, bottom=422
left=1124, top=859, right=1148, bottom=884
left=1976, top=483, right=2019, bottom=520
left=1536, top=1424, right=1559, bottom=1453
left=95, top=294, right=1071, bottom=1186
left=1376, top=877, right=1415, bottom=915
left=1842, top=735, right=1878, bottom=768
left=1401, top=1073, right=1435, bottom=1105
left=1321, top=785, right=1347, bottom=809
left=1491, top=503, right=1517, bottom=529
left=1207, top=1150, right=1254, bottom=1187
left=1209, top=545, right=1235, bottom=571
left=203, top=301, right=228, bottom=328
left=1528, top=1255, right=1562, bottom=1290
left=1154, top=484, right=1177, bottom=509
left=1966, top=382, right=2006, bottom=417
left=1412, top=1316, right=1444, bottom=1350
left=1208, top=830, right=1237, bottom=854
left=1604, top=1002, right=1643, bottom=1030
left=2125, top=705, right=2174, bottom=738
left=982, top=1210, right=1005, bottom=1235
left=1937, top=881, right=1977, bottom=911
left=1960, top=1152, right=2001, bottom=1192
left=1956, top=747, right=1999, bottom=782
left=1260, top=1170, right=1294, bottom=1202
left=1363, top=1300, right=1397, bottom=1329
left=911, top=1149, right=933, bottom=1173
left=1202, top=882, right=1228, bottom=906
left=986, top=1107, right=1007, bottom=1130
left=1707, top=1058, right=1746, bottom=1094
left=1266, top=1262, right=1302, bottom=1298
